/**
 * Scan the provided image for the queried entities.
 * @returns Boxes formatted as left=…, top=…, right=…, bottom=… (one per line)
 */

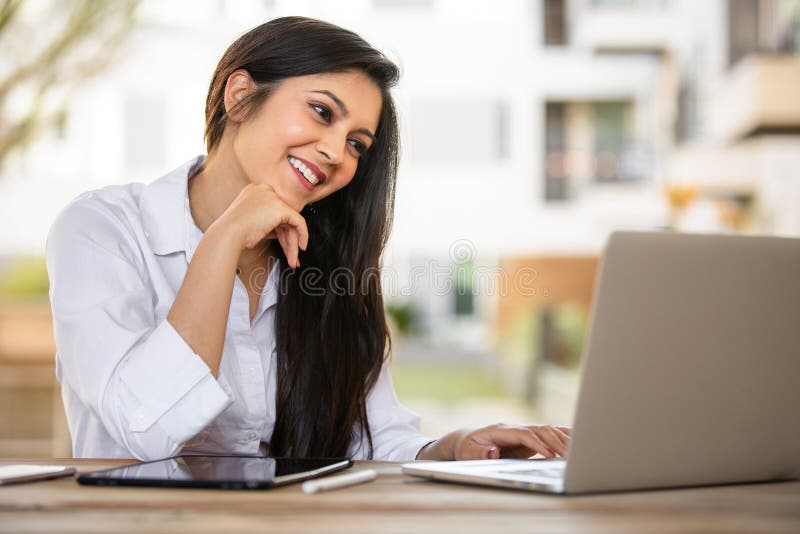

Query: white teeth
left=288, top=157, right=319, bottom=185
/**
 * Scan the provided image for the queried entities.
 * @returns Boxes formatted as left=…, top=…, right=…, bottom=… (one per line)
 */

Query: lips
left=288, top=155, right=327, bottom=186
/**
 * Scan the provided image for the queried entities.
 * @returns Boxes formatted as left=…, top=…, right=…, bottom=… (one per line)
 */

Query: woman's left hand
left=417, top=424, right=571, bottom=461
left=454, top=423, right=571, bottom=460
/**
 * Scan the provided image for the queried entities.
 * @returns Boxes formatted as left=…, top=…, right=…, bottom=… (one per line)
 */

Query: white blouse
left=46, top=156, right=432, bottom=462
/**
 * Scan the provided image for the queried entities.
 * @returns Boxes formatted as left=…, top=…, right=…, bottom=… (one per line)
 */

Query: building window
left=453, top=259, right=475, bottom=317
left=775, top=1, right=800, bottom=53
left=727, top=0, right=800, bottom=66
left=497, top=101, right=510, bottom=159
left=544, top=102, right=569, bottom=201
left=728, top=0, right=760, bottom=67
left=675, top=80, right=698, bottom=143
left=544, top=0, right=568, bottom=46
left=543, top=100, right=639, bottom=201
left=593, top=102, right=629, bottom=182
left=453, top=287, right=474, bottom=316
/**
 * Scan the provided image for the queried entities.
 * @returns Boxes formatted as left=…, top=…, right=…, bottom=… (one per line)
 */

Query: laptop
left=403, top=231, right=800, bottom=494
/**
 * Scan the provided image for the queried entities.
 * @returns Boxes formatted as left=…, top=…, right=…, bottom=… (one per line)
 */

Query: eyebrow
left=309, top=90, right=377, bottom=144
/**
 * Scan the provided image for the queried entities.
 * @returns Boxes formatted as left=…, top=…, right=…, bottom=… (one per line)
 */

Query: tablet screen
left=77, top=455, right=352, bottom=489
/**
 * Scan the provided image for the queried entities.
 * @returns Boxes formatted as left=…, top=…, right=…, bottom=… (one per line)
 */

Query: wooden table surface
left=1, top=459, right=799, bottom=533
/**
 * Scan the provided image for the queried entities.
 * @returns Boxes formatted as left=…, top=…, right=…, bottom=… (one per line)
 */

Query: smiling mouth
left=288, top=156, right=323, bottom=185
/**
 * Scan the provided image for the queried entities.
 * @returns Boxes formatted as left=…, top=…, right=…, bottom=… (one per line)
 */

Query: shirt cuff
left=118, top=319, right=231, bottom=434
left=153, top=373, right=232, bottom=446
left=395, top=435, right=438, bottom=462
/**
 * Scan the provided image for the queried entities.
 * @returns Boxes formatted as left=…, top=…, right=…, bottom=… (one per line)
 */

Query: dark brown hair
left=204, top=17, right=400, bottom=458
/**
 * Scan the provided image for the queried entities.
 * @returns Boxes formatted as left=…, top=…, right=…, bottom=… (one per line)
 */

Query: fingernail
left=487, top=446, right=498, bottom=459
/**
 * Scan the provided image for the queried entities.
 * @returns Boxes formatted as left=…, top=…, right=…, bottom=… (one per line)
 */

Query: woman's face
left=229, top=70, right=383, bottom=212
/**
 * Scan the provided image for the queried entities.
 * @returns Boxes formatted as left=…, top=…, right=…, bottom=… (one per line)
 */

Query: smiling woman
left=44, top=16, right=570, bottom=463
left=211, top=70, right=382, bottom=211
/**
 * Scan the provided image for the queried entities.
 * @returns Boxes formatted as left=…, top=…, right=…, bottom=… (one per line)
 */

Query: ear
left=224, top=69, right=256, bottom=123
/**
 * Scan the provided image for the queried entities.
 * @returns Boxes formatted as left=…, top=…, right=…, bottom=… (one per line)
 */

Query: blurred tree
left=0, top=0, right=140, bottom=172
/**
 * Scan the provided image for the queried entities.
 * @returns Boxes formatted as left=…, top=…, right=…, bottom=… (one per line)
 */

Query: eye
left=348, top=138, right=368, bottom=156
left=310, top=103, right=332, bottom=123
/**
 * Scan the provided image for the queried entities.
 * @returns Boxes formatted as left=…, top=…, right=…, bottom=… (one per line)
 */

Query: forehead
left=281, top=70, right=383, bottom=129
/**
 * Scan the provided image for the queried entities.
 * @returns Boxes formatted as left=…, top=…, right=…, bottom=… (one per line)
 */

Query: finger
left=523, top=430, right=559, bottom=458
left=552, top=428, right=571, bottom=457
left=556, top=426, right=572, bottom=436
left=285, top=226, right=300, bottom=268
left=281, top=210, right=309, bottom=252
left=552, top=427, right=571, bottom=447
left=535, top=425, right=569, bottom=453
left=243, top=233, right=262, bottom=249
left=275, top=227, right=293, bottom=267
left=533, top=427, right=569, bottom=457
left=499, top=446, right=536, bottom=460
left=280, top=227, right=299, bottom=269
left=488, top=426, right=557, bottom=459
left=457, top=437, right=499, bottom=460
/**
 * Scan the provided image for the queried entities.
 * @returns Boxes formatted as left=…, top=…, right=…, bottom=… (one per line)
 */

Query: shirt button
left=144, top=231, right=150, bottom=238
left=249, top=431, right=259, bottom=440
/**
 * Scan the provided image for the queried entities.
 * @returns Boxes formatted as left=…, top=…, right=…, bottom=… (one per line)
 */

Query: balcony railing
left=709, top=54, right=800, bottom=140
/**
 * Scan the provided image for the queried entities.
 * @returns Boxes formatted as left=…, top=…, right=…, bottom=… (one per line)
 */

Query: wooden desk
left=1, top=459, right=799, bottom=533
left=0, top=301, right=71, bottom=458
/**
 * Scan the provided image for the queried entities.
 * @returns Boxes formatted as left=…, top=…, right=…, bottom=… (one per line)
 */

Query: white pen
left=302, top=468, right=378, bottom=494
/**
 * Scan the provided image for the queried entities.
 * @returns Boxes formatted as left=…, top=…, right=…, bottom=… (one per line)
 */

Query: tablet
left=76, top=455, right=352, bottom=490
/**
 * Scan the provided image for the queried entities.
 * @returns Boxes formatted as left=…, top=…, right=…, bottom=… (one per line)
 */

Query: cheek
left=273, top=108, right=314, bottom=146
left=234, top=121, right=270, bottom=164
left=239, top=110, right=309, bottom=162
left=332, top=161, right=360, bottom=191
left=278, top=122, right=308, bottom=146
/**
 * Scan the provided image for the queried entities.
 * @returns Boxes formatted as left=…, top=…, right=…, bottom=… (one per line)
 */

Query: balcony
left=664, top=135, right=800, bottom=235
left=571, top=1, right=675, bottom=54
left=709, top=55, right=800, bottom=141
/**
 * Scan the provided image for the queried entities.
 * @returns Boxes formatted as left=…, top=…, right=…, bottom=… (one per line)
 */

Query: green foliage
left=385, top=301, right=419, bottom=334
left=393, top=363, right=511, bottom=404
left=0, top=256, right=49, bottom=297
left=0, top=0, right=141, bottom=171
left=498, top=302, right=589, bottom=373
left=499, top=308, right=535, bottom=368
left=549, top=302, right=589, bottom=369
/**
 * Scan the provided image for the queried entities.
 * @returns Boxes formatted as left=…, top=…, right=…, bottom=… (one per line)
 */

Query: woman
left=46, top=16, right=570, bottom=462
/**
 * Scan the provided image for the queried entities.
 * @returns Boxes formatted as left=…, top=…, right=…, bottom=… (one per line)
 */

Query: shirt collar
left=140, top=155, right=281, bottom=308
left=139, top=156, right=205, bottom=256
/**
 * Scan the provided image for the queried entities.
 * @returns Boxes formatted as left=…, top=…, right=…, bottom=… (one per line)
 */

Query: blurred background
left=0, top=0, right=798, bottom=457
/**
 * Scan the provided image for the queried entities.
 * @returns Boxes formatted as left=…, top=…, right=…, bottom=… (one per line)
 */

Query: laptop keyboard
left=500, top=466, right=565, bottom=479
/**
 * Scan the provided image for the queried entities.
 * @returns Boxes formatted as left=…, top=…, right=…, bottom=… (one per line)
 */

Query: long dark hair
left=204, top=17, right=400, bottom=458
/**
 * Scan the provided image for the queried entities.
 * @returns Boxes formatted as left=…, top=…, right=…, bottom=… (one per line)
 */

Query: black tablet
left=76, top=455, right=352, bottom=490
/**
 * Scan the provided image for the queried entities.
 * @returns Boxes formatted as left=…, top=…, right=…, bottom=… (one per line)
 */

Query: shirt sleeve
left=351, top=361, right=435, bottom=462
left=46, top=196, right=232, bottom=461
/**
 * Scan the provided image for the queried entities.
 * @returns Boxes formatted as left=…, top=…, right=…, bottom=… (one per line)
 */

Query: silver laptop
left=403, top=231, right=800, bottom=494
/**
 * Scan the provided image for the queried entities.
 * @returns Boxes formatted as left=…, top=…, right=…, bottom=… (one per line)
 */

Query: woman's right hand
left=212, top=183, right=310, bottom=268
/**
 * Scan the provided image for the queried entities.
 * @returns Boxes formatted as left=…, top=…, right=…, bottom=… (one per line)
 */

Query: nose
left=316, top=129, right=345, bottom=165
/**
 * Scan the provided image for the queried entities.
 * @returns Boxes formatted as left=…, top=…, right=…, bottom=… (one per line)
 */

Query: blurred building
left=388, top=0, right=800, bottom=368
left=5, top=0, right=800, bottom=456
left=1, top=0, right=799, bottom=407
